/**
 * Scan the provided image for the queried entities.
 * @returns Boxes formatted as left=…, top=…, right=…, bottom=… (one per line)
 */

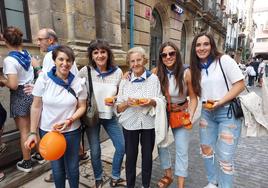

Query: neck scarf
left=165, top=68, right=174, bottom=78
left=94, top=66, right=118, bottom=78
left=47, top=44, right=59, bottom=52
left=199, top=56, right=214, bottom=75
left=8, top=50, right=31, bottom=71
left=47, top=66, right=75, bottom=90
left=131, top=70, right=152, bottom=83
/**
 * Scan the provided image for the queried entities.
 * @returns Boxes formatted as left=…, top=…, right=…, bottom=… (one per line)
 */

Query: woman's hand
left=24, top=134, right=38, bottom=150
left=139, top=98, right=156, bottom=107
left=122, top=71, right=131, bottom=80
left=52, top=118, right=73, bottom=132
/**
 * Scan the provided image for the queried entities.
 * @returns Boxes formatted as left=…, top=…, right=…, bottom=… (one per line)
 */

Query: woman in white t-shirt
left=0, top=26, right=34, bottom=173
left=190, top=33, right=245, bottom=188
left=78, top=39, right=126, bottom=188
left=25, top=46, right=87, bottom=188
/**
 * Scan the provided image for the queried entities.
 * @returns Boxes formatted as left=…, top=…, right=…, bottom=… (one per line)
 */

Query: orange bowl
left=105, top=97, right=114, bottom=103
left=138, top=98, right=148, bottom=105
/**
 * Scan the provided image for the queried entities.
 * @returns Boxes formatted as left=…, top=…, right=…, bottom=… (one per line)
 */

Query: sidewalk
left=3, top=92, right=268, bottom=188
left=16, top=104, right=202, bottom=188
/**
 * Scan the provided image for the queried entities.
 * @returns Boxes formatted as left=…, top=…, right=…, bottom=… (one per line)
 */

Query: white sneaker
left=204, top=183, right=218, bottom=188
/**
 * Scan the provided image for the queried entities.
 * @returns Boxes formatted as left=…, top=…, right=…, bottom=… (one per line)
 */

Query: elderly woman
left=116, top=46, right=165, bottom=188
left=0, top=26, right=34, bottom=172
left=25, top=45, right=87, bottom=188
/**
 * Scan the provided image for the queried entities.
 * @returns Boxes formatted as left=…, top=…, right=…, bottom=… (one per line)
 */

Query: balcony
left=183, top=0, right=203, bottom=12
left=202, top=0, right=216, bottom=20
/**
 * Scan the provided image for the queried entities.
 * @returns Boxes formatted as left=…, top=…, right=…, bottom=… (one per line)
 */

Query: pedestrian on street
left=190, top=32, right=245, bottom=188
left=244, top=63, right=256, bottom=87
left=0, top=102, right=7, bottom=182
left=0, top=26, right=34, bottom=173
left=116, top=46, right=165, bottom=188
left=155, top=41, right=198, bottom=188
left=257, top=58, right=265, bottom=87
left=78, top=39, right=126, bottom=188
left=24, top=45, right=87, bottom=188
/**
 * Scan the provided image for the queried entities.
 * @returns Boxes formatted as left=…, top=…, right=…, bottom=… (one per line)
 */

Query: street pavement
left=6, top=77, right=268, bottom=188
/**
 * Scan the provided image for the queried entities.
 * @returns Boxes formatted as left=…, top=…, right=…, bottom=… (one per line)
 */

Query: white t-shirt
left=258, top=62, right=265, bottom=74
left=3, top=55, right=34, bottom=85
left=42, top=51, right=79, bottom=75
left=168, top=71, right=188, bottom=104
left=32, top=73, right=87, bottom=132
left=78, top=66, right=122, bottom=119
left=245, top=66, right=256, bottom=76
left=201, top=55, right=244, bottom=102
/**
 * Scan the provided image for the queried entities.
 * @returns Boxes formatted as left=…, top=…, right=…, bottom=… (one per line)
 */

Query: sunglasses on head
left=160, top=51, right=176, bottom=58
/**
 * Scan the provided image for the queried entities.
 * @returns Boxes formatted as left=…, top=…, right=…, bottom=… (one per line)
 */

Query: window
left=256, top=38, right=268, bottom=43
left=0, top=0, right=31, bottom=42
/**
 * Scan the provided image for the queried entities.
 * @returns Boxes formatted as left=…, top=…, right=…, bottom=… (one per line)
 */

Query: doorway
left=150, top=9, right=163, bottom=69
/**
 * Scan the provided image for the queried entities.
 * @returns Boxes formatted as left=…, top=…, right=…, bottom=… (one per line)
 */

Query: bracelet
left=34, top=66, right=42, bottom=71
left=66, top=117, right=74, bottom=127
left=28, top=132, right=37, bottom=137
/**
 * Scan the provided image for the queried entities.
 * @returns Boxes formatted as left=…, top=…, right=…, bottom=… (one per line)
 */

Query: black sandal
left=109, top=178, right=127, bottom=187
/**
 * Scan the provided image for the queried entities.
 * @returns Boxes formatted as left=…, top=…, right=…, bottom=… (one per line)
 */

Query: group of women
left=0, top=26, right=244, bottom=188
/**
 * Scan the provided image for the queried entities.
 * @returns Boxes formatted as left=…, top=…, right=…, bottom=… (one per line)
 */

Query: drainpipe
left=130, top=0, right=134, bottom=48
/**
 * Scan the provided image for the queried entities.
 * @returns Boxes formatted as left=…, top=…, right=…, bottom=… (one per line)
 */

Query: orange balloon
left=39, top=131, right=67, bottom=161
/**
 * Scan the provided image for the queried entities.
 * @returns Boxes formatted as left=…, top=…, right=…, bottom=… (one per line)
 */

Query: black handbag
left=219, top=58, right=244, bottom=118
left=0, top=102, right=7, bottom=126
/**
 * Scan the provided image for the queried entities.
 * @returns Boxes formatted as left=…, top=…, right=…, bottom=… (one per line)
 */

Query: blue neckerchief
left=47, top=66, right=75, bottom=90
left=8, top=50, right=31, bottom=71
left=199, top=56, right=214, bottom=75
left=94, top=66, right=118, bottom=78
left=165, top=68, right=174, bottom=78
left=47, top=44, right=60, bottom=52
left=131, top=70, right=152, bottom=83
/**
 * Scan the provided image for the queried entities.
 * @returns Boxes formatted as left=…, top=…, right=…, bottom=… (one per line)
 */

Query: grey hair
left=126, top=46, right=148, bottom=64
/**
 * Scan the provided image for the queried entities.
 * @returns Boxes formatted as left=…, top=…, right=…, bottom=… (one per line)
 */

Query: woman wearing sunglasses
left=155, top=41, right=198, bottom=188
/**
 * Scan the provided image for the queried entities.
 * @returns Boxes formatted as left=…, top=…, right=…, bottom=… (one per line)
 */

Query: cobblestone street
left=136, top=116, right=268, bottom=188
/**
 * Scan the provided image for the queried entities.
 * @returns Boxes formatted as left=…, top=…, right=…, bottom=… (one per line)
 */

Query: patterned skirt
left=10, top=85, right=33, bottom=118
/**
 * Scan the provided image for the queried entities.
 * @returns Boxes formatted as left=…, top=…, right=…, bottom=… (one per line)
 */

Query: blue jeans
left=199, top=105, right=242, bottom=188
left=40, top=128, right=81, bottom=188
left=86, top=116, right=125, bottom=180
left=158, top=127, right=190, bottom=177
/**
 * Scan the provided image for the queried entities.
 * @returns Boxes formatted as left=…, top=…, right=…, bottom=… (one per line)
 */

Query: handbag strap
left=86, top=66, right=94, bottom=107
left=218, top=57, right=230, bottom=91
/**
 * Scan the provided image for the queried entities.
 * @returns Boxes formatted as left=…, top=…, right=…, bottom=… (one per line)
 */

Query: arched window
left=149, top=9, right=162, bottom=69
left=180, top=24, right=186, bottom=63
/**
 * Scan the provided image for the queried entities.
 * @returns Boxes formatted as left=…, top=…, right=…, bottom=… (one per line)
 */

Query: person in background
left=244, top=63, right=256, bottom=87
left=25, top=45, right=87, bottom=188
left=251, top=57, right=259, bottom=82
left=265, top=61, right=268, bottom=77
left=0, top=102, right=7, bottom=182
left=156, top=41, right=198, bottom=188
left=257, top=58, right=265, bottom=87
left=78, top=39, right=126, bottom=188
left=116, top=46, right=165, bottom=188
left=190, top=32, right=245, bottom=188
left=0, top=26, right=34, bottom=172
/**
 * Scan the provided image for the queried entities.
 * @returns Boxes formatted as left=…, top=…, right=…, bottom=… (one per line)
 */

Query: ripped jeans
left=199, top=104, right=242, bottom=188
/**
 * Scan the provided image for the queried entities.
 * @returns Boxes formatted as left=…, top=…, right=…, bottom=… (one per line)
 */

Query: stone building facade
left=0, top=0, right=227, bottom=166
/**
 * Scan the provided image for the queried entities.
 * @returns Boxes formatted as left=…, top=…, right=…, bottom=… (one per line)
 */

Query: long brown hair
left=157, top=41, right=184, bottom=96
left=190, top=32, right=222, bottom=97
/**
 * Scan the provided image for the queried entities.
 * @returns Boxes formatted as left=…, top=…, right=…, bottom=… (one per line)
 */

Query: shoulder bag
left=80, top=66, right=99, bottom=127
left=219, top=58, right=244, bottom=118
